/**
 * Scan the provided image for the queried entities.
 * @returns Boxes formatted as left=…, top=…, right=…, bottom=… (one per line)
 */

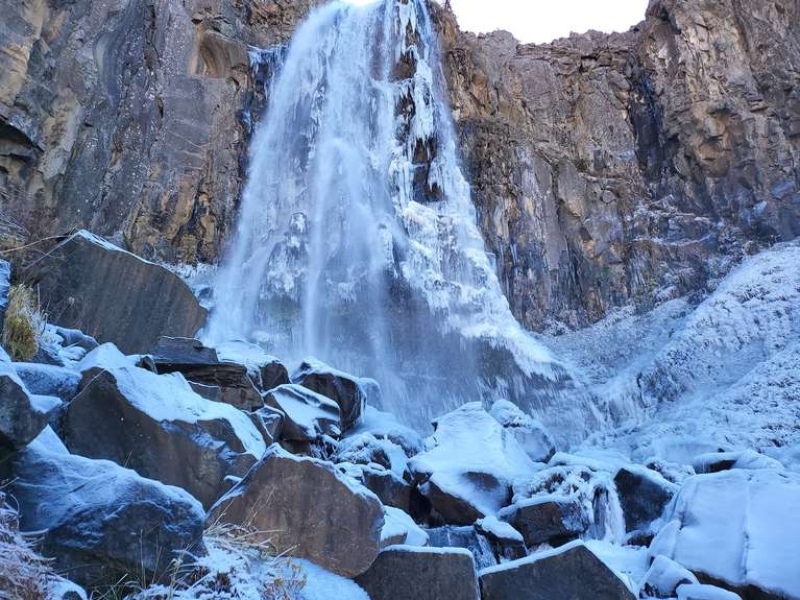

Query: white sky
left=446, top=0, right=649, bottom=44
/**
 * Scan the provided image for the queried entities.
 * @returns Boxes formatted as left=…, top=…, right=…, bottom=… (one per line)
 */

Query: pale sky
left=447, top=0, right=648, bottom=44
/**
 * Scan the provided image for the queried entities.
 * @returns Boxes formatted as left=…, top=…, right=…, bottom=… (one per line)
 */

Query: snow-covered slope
left=550, top=240, right=800, bottom=467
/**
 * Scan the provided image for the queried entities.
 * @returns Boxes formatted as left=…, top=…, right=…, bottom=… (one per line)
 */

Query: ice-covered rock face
left=205, top=0, right=585, bottom=434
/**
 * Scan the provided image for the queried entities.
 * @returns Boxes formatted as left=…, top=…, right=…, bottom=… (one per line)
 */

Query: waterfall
left=206, top=0, right=589, bottom=434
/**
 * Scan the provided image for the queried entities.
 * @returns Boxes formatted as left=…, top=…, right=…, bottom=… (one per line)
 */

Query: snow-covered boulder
left=140, top=337, right=265, bottom=411
left=0, top=362, right=60, bottom=450
left=409, top=403, right=537, bottom=525
left=490, top=400, right=556, bottom=463
left=359, top=465, right=413, bottom=512
left=640, top=555, right=699, bottom=598
left=498, top=496, right=588, bottom=547
left=651, top=470, right=800, bottom=599
left=478, top=541, right=636, bottom=600
left=691, top=450, right=784, bottom=474
left=475, top=516, right=527, bottom=563
left=291, top=358, right=368, bottom=432
left=209, top=445, right=384, bottom=578
left=355, top=546, right=479, bottom=600
left=28, top=230, right=206, bottom=354
left=62, top=347, right=267, bottom=508
left=250, top=405, right=285, bottom=444
left=12, top=363, right=81, bottom=403
left=3, top=428, right=205, bottom=587
left=427, top=526, right=498, bottom=570
left=614, top=466, right=677, bottom=535
left=215, top=339, right=290, bottom=392
left=382, top=506, right=429, bottom=548
left=264, top=383, right=341, bottom=443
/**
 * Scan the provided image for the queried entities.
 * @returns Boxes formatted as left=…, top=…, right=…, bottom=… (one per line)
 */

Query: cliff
left=1, top=0, right=798, bottom=330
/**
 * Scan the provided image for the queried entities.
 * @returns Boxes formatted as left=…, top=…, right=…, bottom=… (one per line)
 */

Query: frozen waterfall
left=206, top=0, right=589, bottom=434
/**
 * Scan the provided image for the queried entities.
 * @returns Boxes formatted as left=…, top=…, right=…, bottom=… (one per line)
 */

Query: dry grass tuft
left=2, top=285, right=45, bottom=361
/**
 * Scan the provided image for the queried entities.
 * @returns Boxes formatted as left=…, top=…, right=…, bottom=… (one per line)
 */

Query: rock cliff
left=1, top=0, right=798, bottom=330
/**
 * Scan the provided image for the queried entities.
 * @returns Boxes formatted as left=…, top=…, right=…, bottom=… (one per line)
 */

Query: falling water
left=206, top=0, right=589, bottom=433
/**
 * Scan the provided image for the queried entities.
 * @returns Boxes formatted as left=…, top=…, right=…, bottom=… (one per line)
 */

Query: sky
left=445, top=0, right=649, bottom=44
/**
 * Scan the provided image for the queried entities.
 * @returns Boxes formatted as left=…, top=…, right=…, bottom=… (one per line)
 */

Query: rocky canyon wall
left=0, top=0, right=797, bottom=331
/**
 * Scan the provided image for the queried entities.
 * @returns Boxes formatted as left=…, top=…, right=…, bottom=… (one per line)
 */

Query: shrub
left=2, top=285, right=44, bottom=361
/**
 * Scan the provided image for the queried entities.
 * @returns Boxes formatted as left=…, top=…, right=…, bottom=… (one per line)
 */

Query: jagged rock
left=0, top=362, right=60, bottom=450
left=61, top=347, right=267, bottom=508
left=27, top=232, right=206, bottom=354
left=362, top=466, right=413, bottom=512
left=475, top=516, right=527, bottom=563
left=141, top=337, right=265, bottom=411
left=216, top=340, right=291, bottom=392
left=209, top=445, right=383, bottom=578
left=409, top=403, right=536, bottom=525
left=691, top=450, right=784, bottom=474
left=12, top=363, right=81, bottom=403
left=356, top=546, right=479, bottom=600
left=489, top=400, right=556, bottom=463
left=263, top=384, right=341, bottom=443
left=478, top=541, right=636, bottom=600
left=2, top=429, right=205, bottom=588
left=292, top=358, right=367, bottom=432
left=677, top=584, right=743, bottom=600
left=651, top=470, right=800, bottom=599
left=427, top=526, right=497, bottom=570
left=614, top=466, right=677, bottom=534
left=498, top=496, right=588, bottom=547
left=640, top=555, right=700, bottom=598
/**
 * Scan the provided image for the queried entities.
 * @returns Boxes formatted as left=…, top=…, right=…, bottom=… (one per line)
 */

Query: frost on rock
left=653, top=470, right=800, bottom=599
left=409, top=403, right=537, bottom=524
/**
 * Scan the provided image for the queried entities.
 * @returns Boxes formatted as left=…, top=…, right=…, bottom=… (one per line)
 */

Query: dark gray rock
left=3, top=429, right=205, bottom=589
left=362, top=466, right=413, bottom=512
left=475, top=516, right=527, bottom=563
left=614, top=466, right=677, bottom=534
left=499, top=496, right=588, bottom=547
left=478, top=541, right=636, bottom=600
left=356, top=546, right=479, bottom=600
left=292, top=358, right=367, bottom=432
left=141, top=337, right=263, bottom=411
left=27, top=232, right=206, bottom=354
left=640, top=555, right=699, bottom=598
left=263, top=383, right=341, bottom=443
left=250, top=405, right=285, bottom=445
left=62, top=354, right=267, bottom=508
left=427, top=526, right=497, bottom=570
left=0, top=362, right=59, bottom=450
left=209, top=445, right=383, bottom=578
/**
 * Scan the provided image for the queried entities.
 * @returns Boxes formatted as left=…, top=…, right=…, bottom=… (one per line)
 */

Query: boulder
left=3, top=428, right=205, bottom=588
left=651, top=470, right=800, bottom=600
left=614, top=466, right=677, bottom=534
left=27, top=231, right=206, bottom=354
left=691, top=450, right=784, bottom=474
left=355, top=546, right=479, bottom=600
left=478, top=541, right=636, bottom=600
left=62, top=351, right=267, bottom=508
left=640, top=555, right=700, bottom=598
left=475, top=516, right=527, bottom=563
left=250, top=405, right=285, bottom=444
left=215, top=340, right=290, bottom=392
left=0, top=362, right=60, bottom=450
left=209, top=445, right=384, bottom=577
left=362, top=466, right=413, bottom=512
left=263, top=383, right=341, bottom=444
left=292, top=358, right=367, bottom=432
left=141, top=337, right=263, bottom=411
left=489, top=400, right=556, bottom=463
left=499, top=496, right=588, bottom=547
left=427, top=525, right=497, bottom=570
left=409, top=403, right=536, bottom=525
left=13, top=363, right=81, bottom=403
left=382, top=507, right=429, bottom=548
